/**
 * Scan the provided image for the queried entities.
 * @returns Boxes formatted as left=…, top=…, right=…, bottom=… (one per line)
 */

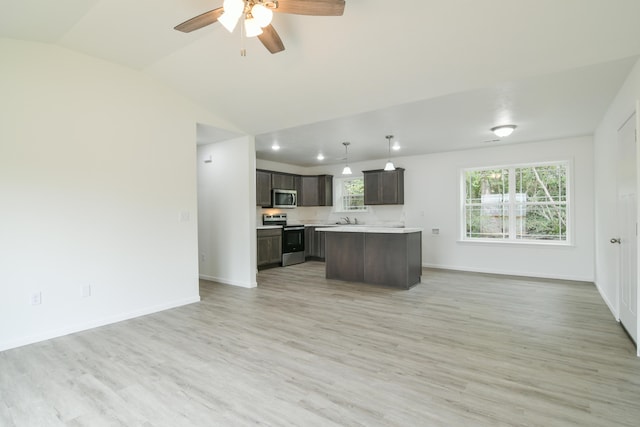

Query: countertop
left=315, top=226, right=422, bottom=234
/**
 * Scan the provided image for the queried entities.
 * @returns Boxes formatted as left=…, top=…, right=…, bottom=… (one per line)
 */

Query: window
left=334, top=176, right=367, bottom=212
left=462, top=162, right=569, bottom=243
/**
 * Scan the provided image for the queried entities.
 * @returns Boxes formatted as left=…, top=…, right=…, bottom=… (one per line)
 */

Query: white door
left=615, top=111, right=638, bottom=345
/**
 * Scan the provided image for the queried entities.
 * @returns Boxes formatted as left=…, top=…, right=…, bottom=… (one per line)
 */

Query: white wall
left=0, top=39, right=229, bottom=351
left=262, top=136, right=595, bottom=282
left=594, top=57, right=640, bottom=319
left=198, top=137, right=257, bottom=288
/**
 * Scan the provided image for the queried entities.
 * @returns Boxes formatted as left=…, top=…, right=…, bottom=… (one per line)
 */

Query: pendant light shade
left=384, top=135, right=396, bottom=171
left=342, top=142, right=352, bottom=175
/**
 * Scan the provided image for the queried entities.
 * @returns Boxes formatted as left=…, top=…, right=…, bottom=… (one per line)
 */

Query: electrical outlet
left=82, top=284, right=91, bottom=298
left=30, top=292, right=42, bottom=305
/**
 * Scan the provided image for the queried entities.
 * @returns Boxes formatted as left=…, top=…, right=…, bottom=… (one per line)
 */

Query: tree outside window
left=463, top=162, right=568, bottom=242
left=334, top=177, right=367, bottom=212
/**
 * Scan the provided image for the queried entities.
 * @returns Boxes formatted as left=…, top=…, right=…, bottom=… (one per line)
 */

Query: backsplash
left=256, top=205, right=406, bottom=227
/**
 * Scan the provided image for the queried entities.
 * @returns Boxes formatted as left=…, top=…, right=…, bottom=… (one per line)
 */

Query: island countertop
left=315, top=226, right=422, bottom=234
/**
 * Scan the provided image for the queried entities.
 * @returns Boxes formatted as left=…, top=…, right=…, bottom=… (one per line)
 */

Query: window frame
left=459, top=160, right=572, bottom=245
left=333, top=175, right=368, bottom=213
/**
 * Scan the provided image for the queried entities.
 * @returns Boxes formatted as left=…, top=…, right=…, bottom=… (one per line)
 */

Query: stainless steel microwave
left=272, top=189, right=297, bottom=208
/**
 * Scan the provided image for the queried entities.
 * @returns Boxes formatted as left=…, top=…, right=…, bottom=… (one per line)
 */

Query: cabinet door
left=268, top=235, right=282, bottom=264
left=272, top=173, right=296, bottom=190
left=316, top=231, right=326, bottom=260
left=319, top=175, right=333, bottom=206
left=363, top=171, right=382, bottom=205
left=300, top=176, right=319, bottom=206
left=257, top=235, right=271, bottom=266
left=257, top=229, right=282, bottom=267
left=304, top=227, right=314, bottom=257
left=256, top=170, right=272, bottom=206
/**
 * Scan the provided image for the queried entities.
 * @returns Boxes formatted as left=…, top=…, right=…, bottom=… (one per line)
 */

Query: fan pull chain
left=240, top=15, right=247, bottom=57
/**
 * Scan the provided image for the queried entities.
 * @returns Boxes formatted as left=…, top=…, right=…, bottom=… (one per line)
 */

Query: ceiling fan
left=174, top=0, right=346, bottom=55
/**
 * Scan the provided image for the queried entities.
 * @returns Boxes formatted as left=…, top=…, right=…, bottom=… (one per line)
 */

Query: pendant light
left=342, top=142, right=352, bottom=175
left=384, top=135, right=396, bottom=171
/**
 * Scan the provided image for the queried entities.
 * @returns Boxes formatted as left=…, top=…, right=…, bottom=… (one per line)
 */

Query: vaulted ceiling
left=2, top=0, right=640, bottom=166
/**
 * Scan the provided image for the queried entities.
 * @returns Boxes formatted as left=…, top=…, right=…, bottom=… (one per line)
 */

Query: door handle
left=610, top=237, right=621, bottom=244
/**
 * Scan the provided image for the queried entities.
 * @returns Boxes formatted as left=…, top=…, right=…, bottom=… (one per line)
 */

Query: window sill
left=457, top=239, right=574, bottom=248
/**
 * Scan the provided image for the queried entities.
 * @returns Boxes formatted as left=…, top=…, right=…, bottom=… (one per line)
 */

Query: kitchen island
left=315, top=226, right=422, bottom=289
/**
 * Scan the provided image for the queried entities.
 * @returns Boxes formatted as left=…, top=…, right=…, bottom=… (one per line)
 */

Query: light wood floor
left=1, top=262, right=639, bottom=426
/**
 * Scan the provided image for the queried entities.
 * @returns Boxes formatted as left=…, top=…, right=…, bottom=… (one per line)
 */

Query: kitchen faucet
left=341, top=216, right=351, bottom=224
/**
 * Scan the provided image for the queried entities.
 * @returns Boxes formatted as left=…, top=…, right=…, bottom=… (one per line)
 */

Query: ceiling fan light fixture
left=491, top=125, right=517, bottom=138
left=252, top=4, right=274, bottom=27
left=244, top=16, right=263, bottom=37
left=223, top=0, right=245, bottom=17
left=218, top=12, right=240, bottom=32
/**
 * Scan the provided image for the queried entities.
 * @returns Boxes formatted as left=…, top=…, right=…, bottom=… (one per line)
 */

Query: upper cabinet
left=363, top=168, right=405, bottom=205
left=298, top=175, right=333, bottom=207
left=271, top=172, right=297, bottom=190
left=256, top=169, right=333, bottom=207
left=256, top=170, right=272, bottom=207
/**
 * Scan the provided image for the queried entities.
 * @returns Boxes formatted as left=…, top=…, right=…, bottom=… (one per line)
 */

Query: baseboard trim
left=422, top=263, right=593, bottom=284
left=594, top=279, right=619, bottom=321
left=0, top=295, right=200, bottom=353
left=199, top=274, right=257, bottom=288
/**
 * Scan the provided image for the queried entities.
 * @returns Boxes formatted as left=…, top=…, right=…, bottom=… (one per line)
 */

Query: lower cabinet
left=257, top=228, right=282, bottom=269
left=304, top=226, right=326, bottom=260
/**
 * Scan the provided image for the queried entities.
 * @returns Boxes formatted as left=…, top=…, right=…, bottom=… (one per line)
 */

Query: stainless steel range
left=262, top=213, right=305, bottom=267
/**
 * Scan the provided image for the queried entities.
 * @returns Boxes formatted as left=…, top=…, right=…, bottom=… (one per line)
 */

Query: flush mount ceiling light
left=491, top=125, right=517, bottom=138
left=271, top=142, right=280, bottom=150
left=342, top=142, right=352, bottom=175
left=174, top=0, right=346, bottom=56
left=384, top=135, right=396, bottom=171
left=316, top=153, right=325, bottom=161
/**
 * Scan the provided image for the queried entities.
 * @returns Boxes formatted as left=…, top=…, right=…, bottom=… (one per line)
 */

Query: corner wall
left=198, top=137, right=257, bottom=288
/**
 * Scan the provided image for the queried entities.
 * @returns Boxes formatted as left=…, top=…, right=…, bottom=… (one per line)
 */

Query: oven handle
left=284, top=226, right=305, bottom=231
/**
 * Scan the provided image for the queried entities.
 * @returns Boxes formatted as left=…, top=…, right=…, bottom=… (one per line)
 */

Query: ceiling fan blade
left=273, top=0, right=345, bottom=16
left=258, top=24, right=285, bottom=54
left=174, top=7, right=224, bottom=33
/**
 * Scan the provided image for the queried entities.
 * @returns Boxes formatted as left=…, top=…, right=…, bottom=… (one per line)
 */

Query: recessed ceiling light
left=491, top=125, right=517, bottom=138
left=317, top=153, right=325, bottom=160
left=271, top=143, right=280, bottom=151
left=392, top=142, right=400, bottom=151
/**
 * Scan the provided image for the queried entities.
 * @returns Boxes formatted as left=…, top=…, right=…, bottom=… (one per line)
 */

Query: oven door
left=282, top=226, right=305, bottom=253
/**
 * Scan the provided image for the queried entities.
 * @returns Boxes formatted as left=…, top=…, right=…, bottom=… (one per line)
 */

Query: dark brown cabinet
left=324, top=230, right=421, bottom=289
left=256, top=169, right=333, bottom=207
left=271, top=172, right=297, bottom=190
left=257, top=228, right=282, bottom=269
left=298, top=175, right=333, bottom=207
left=256, top=170, right=272, bottom=207
left=304, top=226, right=327, bottom=260
left=363, top=168, right=404, bottom=205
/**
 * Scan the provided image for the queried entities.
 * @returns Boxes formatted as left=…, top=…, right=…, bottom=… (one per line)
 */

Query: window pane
left=338, top=177, right=366, bottom=211
left=464, top=168, right=509, bottom=239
